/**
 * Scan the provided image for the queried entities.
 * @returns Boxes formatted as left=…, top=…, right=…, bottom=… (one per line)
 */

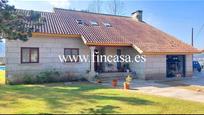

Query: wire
left=195, top=24, right=204, bottom=39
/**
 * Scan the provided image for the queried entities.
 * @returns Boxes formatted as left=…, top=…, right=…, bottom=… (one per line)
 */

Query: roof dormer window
left=90, top=21, right=99, bottom=26
left=76, top=19, right=85, bottom=25
left=103, top=22, right=112, bottom=27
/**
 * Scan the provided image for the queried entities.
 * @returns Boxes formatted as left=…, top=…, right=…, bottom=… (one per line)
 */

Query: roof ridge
left=54, top=7, right=131, bottom=18
left=16, top=8, right=54, bottom=14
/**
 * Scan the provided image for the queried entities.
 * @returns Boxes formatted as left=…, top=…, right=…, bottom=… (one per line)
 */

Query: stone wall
left=124, top=47, right=145, bottom=79
left=103, top=47, right=118, bottom=72
left=186, top=55, right=193, bottom=77
left=144, top=54, right=193, bottom=80
left=5, top=36, right=194, bottom=83
left=144, top=55, right=166, bottom=80
left=102, top=46, right=145, bottom=79
left=6, top=37, right=90, bottom=83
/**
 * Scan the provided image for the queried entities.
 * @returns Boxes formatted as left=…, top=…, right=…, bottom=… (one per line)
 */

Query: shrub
left=36, top=69, right=60, bottom=83
left=59, top=72, right=88, bottom=82
left=23, top=73, right=35, bottom=84
left=59, top=72, right=76, bottom=82
left=8, top=69, right=88, bottom=84
left=8, top=74, right=25, bottom=85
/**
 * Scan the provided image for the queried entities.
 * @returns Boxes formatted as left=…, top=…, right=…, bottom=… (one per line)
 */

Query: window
left=90, top=21, right=99, bottom=26
left=21, top=47, right=39, bottom=63
left=103, top=22, right=112, bottom=27
left=76, top=19, right=85, bottom=25
left=64, top=48, right=79, bottom=62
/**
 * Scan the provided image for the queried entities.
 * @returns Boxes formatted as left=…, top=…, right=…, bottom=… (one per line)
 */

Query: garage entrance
left=167, top=55, right=186, bottom=78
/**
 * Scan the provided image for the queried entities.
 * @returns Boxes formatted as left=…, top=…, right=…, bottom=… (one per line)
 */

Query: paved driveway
left=102, top=70, right=204, bottom=103
left=190, top=70, right=204, bottom=85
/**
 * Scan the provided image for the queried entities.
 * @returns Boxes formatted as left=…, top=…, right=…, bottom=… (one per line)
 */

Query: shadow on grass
left=80, top=105, right=120, bottom=114
left=0, top=83, right=155, bottom=113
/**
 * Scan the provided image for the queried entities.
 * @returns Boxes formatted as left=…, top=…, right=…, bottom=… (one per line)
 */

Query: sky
left=0, top=0, right=204, bottom=57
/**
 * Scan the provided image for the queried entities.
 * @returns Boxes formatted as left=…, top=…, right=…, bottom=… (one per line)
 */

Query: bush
left=59, top=72, right=88, bottom=82
left=23, top=73, right=35, bottom=84
left=59, top=72, right=76, bottom=82
left=8, top=69, right=87, bottom=84
left=8, top=74, right=25, bottom=85
left=36, top=69, right=60, bottom=83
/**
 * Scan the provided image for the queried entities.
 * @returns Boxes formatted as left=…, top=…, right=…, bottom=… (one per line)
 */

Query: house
left=5, top=8, right=201, bottom=83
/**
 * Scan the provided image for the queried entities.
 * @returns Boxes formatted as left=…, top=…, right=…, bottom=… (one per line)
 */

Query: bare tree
left=107, top=0, right=125, bottom=15
left=88, top=0, right=103, bottom=13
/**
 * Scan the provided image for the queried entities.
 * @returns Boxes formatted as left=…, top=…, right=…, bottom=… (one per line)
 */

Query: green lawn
left=0, top=83, right=204, bottom=114
left=0, top=71, right=5, bottom=85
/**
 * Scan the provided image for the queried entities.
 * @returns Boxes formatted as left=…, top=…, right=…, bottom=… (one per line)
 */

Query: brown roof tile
left=18, top=8, right=200, bottom=54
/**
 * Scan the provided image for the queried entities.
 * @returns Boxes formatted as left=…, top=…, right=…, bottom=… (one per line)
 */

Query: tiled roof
left=18, top=8, right=200, bottom=54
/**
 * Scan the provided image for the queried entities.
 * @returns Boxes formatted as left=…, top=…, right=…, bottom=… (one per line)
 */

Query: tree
left=88, top=0, right=103, bottom=13
left=107, top=0, right=125, bottom=15
left=0, top=0, right=45, bottom=41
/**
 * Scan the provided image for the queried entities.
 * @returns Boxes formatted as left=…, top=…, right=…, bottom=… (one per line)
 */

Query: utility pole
left=191, top=28, right=194, bottom=63
left=191, top=28, right=194, bottom=47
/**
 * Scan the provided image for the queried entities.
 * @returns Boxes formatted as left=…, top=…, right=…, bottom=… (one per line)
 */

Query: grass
left=0, top=82, right=204, bottom=114
left=0, top=70, right=5, bottom=85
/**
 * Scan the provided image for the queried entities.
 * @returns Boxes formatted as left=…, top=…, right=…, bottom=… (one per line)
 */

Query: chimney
left=131, top=10, right=143, bottom=22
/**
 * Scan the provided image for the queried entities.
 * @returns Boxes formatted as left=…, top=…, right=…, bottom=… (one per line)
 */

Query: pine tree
left=0, top=0, right=45, bottom=41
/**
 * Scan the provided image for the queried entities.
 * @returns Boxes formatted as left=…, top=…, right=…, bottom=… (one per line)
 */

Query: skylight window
left=90, top=21, right=99, bottom=26
left=76, top=19, right=85, bottom=25
left=103, top=22, right=112, bottom=27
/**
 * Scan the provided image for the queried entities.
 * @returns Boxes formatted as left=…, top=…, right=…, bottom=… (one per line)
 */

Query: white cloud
left=47, top=0, right=71, bottom=9
left=8, top=0, right=71, bottom=10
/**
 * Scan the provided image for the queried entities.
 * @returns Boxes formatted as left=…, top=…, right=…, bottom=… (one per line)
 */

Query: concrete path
left=101, top=71, right=204, bottom=103
left=131, top=80, right=204, bottom=103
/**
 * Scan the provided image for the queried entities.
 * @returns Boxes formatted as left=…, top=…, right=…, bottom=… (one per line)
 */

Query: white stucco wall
left=6, top=37, right=90, bottom=82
